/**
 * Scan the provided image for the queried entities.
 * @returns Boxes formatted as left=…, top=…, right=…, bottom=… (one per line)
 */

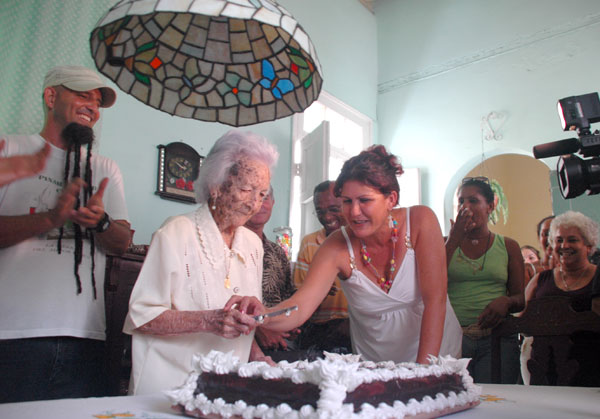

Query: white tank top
left=340, top=207, right=462, bottom=363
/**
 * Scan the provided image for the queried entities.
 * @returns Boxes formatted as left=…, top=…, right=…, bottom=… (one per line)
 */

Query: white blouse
left=123, top=204, right=263, bottom=395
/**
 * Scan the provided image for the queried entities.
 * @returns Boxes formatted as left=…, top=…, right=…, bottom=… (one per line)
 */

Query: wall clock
left=156, top=142, right=203, bottom=203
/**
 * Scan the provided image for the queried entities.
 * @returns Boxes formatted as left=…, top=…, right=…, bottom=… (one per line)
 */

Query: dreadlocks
left=57, top=122, right=97, bottom=299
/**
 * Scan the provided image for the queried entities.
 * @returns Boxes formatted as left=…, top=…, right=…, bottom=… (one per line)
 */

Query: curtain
left=0, top=0, right=116, bottom=135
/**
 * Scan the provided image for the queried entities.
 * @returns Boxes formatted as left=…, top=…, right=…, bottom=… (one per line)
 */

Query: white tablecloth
left=1, top=384, right=599, bottom=418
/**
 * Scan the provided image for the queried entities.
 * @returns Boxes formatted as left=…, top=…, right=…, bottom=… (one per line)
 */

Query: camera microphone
left=532, top=138, right=580, bottom=159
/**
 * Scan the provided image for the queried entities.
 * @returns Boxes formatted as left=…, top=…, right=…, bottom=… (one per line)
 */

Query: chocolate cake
left=168, top=351, right=480, bottom=419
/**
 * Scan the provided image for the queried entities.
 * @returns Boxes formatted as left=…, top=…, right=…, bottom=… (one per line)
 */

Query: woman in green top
left=445, top=177, right=525, bottom=383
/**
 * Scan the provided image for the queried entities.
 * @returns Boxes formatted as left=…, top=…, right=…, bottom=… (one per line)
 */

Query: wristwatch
left=94, top=212, right=111, bottom=233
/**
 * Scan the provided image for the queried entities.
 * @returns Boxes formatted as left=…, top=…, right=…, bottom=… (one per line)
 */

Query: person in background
left=0, top=139, right=50, bottom=186
left=537, top=215, right=555, bottom=271
left=294, top=180, right=351, bottom=354
left=446, top=177, right=524, bottom=383
left=229, top=146, right=462, bottom=364
left=523, top=210, right=600, bottom=386
left=244, top=185, right=299, bottom=360
left=0, top=65, right=131, bottom=403
left=521, top=245, right=542, bottom=287
left=124, top=130, right=277, bottom=395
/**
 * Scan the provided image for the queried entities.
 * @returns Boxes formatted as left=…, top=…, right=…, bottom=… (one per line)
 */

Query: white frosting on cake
left=168, top=351, right=481, bottom=419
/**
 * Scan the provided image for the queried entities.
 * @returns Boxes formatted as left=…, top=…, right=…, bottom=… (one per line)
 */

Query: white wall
left=375, top=0, right=600, bottom=232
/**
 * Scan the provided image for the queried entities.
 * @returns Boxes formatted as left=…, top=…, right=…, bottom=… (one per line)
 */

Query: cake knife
left=253, top=305, right=298, bottom=324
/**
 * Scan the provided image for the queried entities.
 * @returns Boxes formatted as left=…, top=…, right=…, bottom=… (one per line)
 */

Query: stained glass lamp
left=90, top=0, right=323, bottom=127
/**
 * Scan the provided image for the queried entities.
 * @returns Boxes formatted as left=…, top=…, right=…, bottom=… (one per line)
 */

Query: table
left=1, top=384, right=599, bottom=418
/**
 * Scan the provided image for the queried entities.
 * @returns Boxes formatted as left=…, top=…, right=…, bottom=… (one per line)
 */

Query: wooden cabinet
left=104, top=250, right=145, bottom=396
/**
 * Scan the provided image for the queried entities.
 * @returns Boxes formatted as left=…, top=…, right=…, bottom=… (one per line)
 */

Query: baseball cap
left=43, top=65, right=117, bottom=108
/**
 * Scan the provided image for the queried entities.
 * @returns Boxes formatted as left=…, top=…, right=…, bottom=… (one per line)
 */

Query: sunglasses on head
left=462, top=176, right=490, bottom=184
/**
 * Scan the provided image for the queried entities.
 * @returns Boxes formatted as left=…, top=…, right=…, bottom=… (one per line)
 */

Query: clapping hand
left=0, top=139, right=50, bottom=186
left=48, top=177, right=111, bottom=230
left=71, top=177, right=109, bottom=229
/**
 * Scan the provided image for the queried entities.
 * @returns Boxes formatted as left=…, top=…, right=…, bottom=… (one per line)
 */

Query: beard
left=61, top=122, right=95, bottom=146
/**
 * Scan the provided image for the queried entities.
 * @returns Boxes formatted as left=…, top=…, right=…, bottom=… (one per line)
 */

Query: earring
left=388, top=214, right=394, bottom=229
left=210, top=196, right=217, bottom=210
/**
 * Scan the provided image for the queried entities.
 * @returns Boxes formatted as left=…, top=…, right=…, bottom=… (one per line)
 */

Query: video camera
left=533, top=92, right=600, bottom=199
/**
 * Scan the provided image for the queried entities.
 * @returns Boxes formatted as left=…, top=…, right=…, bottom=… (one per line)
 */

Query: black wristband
left=94, top=212, right=111, bottom=233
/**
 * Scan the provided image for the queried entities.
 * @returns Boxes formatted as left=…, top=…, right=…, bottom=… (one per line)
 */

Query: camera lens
left=558, top=154, right=600, bottom=198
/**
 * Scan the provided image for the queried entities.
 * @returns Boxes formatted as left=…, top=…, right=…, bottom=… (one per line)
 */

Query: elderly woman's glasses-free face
left=462, top=176, right=490, bottom=185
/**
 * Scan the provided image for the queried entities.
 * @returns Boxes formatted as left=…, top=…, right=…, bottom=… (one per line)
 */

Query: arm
left=0, top=140, right=50, bottom=186
left=0, top=176, right=130, bottom=254
left=478, top=236, right=525, bottom=328
left=135, top=308, right=257, bottom=338
left=411, top=206, right=448, bottom=364
left=95, top=219, right=131, bottom=255
left=228, top=234, right=345, bottom=332
left=71, top=177, right=131, bottom=255
left=0, top=178, right=85, bottom=248
left=294, top=237, right=339, bottom=298
left=516, top=273, right=541, bottom=317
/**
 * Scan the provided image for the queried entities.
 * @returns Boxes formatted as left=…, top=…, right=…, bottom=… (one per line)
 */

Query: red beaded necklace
left=360, top=217, right=399, bottom=292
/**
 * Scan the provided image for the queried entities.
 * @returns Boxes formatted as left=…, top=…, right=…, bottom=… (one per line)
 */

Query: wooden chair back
left=491, top=296, right=600, bottom=385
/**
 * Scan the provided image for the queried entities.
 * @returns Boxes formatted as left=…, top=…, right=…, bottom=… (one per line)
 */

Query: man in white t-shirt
left=0, top=66, right=131, bottom=402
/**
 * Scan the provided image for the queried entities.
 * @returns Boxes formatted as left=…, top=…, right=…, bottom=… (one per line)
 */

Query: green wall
left=0, top=0, right=378, bottom=245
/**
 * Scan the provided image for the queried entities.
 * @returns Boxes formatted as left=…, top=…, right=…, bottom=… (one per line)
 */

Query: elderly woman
left=522, top=210, right=600, bottom=386
left=445, top=177, right=524, bottom=383
left=123, top=130, right=278, bottom=395
left=229, top=145, right=462, bottom=364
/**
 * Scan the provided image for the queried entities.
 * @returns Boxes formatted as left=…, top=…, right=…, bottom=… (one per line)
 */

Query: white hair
left=195, top=130, right=279, bottom=203
left=549, top=210, right=599, bottom=248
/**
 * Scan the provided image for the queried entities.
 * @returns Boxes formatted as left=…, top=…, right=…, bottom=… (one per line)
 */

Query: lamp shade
left=90, top=0, right=323, bottom=127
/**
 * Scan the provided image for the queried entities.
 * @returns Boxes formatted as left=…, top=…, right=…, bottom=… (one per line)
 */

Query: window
left=289, top=91, right=373, bottom=260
